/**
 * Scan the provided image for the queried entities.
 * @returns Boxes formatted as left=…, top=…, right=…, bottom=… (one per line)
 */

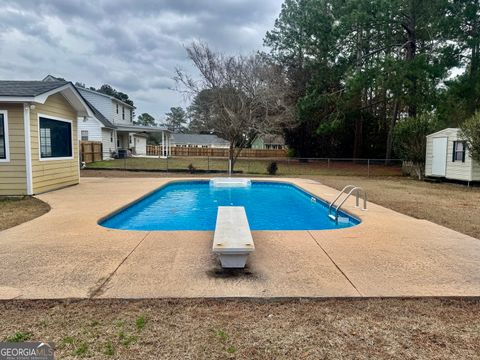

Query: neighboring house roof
left=0, top=80, right=93, bottom=117
left=86, top=100, right=116, bottom=129
left=171, top=133, right=230, bottom=146
left=76, top=87, right=135, bottom=109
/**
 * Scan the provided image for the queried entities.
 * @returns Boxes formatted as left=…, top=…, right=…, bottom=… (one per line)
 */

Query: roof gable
left=0, top=80, right=93, bottom=117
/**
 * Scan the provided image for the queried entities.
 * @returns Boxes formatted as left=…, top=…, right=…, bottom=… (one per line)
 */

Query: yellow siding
left=0, top=103, right=27, bottom=196
left=30, top=93, right=79, bottom=194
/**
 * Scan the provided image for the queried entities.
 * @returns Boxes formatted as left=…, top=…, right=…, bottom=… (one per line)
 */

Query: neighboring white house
left=43, top=76, right=171, bottom=159
left=425, top=128, right=480, bottom=183
left=171, top=134, right=230, bottom=148
left=77, top=87, right=172, bottom=158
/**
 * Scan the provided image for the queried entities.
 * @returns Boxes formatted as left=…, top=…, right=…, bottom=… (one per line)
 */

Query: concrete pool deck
left=0, top=177, right=479, bottom=299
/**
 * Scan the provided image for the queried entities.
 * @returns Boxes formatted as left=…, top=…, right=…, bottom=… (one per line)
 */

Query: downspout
left=23, top=103, right=33, bottom=195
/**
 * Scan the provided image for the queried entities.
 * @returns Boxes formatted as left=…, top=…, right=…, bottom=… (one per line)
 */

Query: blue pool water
left=100, top=181, right=360, bottom=231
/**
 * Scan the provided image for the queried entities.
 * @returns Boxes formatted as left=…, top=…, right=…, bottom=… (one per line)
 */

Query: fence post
left=367, top=159, right=370, bottom=177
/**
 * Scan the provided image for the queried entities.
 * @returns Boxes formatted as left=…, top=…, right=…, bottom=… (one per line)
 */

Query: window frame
left=122, top=106, right=125, bottom=120
left=37, top=114, right=74, bottom=161
left=452, top=140, right=466, bottom=163
left=81, top=130, right=89, bottom=141
left=116, top=103, right=119, bottom=114
left=0, top=110, right=10, bottom=162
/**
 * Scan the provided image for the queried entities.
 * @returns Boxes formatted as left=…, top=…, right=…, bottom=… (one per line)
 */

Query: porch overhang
left=115, top=125, right=170, bottom=133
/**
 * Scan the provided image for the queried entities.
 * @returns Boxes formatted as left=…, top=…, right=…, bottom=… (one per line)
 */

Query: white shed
left=425, top=128, right=480, bottom=182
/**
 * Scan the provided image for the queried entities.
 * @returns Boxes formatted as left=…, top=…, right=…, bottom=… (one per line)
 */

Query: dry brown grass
left=0, top=197, right=50, bottom=231
left=0, top=298, right=478, bottom=359
left=314, top=176, right=480, bottom=240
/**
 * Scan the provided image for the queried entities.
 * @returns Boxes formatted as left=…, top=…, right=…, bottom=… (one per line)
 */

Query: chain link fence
left=85, top=156, right=404, bottom=177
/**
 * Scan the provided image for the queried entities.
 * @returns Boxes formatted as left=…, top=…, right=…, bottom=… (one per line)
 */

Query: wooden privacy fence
left=146, top=145, right=288, bottom=158
left=80, top=141, right=103, bottom=163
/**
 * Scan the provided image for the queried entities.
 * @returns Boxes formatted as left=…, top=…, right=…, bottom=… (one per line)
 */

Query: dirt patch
left=0, top=298, right=478, bottom=359
left=0, top=197, right=50, bottom=231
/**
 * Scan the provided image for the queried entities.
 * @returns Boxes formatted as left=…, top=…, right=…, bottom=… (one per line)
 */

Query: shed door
left=432, top=137, right=448, bottom=176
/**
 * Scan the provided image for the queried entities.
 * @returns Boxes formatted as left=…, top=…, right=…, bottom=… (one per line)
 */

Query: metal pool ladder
left=328, top=185, right=367, bottom=223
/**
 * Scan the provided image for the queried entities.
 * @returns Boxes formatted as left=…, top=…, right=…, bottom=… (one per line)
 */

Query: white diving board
left=212, top=206, right=255, bottom=268
left=209, top=178, right=251, bottom=188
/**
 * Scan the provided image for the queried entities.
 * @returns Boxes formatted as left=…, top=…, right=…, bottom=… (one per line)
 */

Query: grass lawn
left=0, top=298, right=478, bottom=359
left=86, top=157, right=402, bottom=177
left=0, top=197, right=50, bottom=231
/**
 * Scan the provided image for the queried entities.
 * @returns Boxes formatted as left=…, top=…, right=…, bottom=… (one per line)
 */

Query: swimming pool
left=100, top=180, right=360, bottom=231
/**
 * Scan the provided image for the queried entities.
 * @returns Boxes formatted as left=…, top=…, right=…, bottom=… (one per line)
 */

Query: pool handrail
left=328, top=185, right=367, bottom=223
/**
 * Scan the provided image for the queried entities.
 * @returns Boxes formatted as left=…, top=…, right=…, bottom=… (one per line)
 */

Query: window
left=130, top=111, right=133, bottom=123
left=129, top=135, right=132, bottom=144
left=116, top=103, right=119, bottom=114
left=110, top=131, right=114, bottom=143
left=0, top=111, right=9, bottom=161
left=81, top=130, right=89, bottom=141
left=122, top=106, right=125, bottom=120
left=453, top=141, right=466, bottom=162
left=39, top=117, right=72, bottom=159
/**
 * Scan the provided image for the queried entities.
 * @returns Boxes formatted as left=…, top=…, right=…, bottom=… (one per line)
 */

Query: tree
left=264, top=0, right=454, bottom=159
left=393, top=113, right=439, bottom=179
left=165, top=107, right=188, bottom=133
left=97, top=84, right=134, bottom=107
left=460, top=111, right=480, bottom=162
left=175, top=42, right=296, bottom=172
left=187, top=90, right=216, bottom=133
left=136, top=113, right=156, bottom=126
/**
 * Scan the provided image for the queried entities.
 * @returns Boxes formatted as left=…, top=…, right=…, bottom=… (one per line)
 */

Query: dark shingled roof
left=0, top=80, right=68, bottom=97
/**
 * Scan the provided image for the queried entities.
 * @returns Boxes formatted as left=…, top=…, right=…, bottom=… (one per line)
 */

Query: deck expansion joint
left=88, top=232, right=151, bottom=298
left=307, top=230, right=363, bottom=296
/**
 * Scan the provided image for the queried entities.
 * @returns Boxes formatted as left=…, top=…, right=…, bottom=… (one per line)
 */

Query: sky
left=0, top=0, right=283, bottom=121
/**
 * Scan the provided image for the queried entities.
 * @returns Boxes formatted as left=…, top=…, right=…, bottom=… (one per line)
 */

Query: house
left=0, top=80, right=93, bottom=196
left=251, top=134, right=287, bottom=150
left=170, top=133, right=230, bottom=148
left=77, top=87, right=171, bottom=158
left=425, top=128, right=480, bottom=183
left=43, top=76, right=171, bottom=158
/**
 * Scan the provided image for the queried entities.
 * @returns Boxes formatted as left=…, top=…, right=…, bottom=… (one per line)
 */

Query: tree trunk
left=353, top=25, right=364, bottom=159
left=385, top=99, right=400, bottom=164
left=229, top=142, right=235, bottom=174
left=403, top=3, right=417, bottom=118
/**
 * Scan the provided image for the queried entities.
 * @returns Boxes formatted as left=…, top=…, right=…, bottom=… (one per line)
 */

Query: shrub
left=393, top=113, right=439, bottom=179
left=460, top=111, right=480, bottom=163
left=267, top=161, right=278, bottom=175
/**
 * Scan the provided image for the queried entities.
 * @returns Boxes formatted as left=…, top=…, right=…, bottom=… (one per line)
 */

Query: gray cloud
left=0, top=0, right=282, bottom=120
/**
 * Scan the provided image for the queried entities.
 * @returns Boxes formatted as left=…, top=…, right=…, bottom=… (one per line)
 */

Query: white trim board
left=23, top=104, right=33, bottom=194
